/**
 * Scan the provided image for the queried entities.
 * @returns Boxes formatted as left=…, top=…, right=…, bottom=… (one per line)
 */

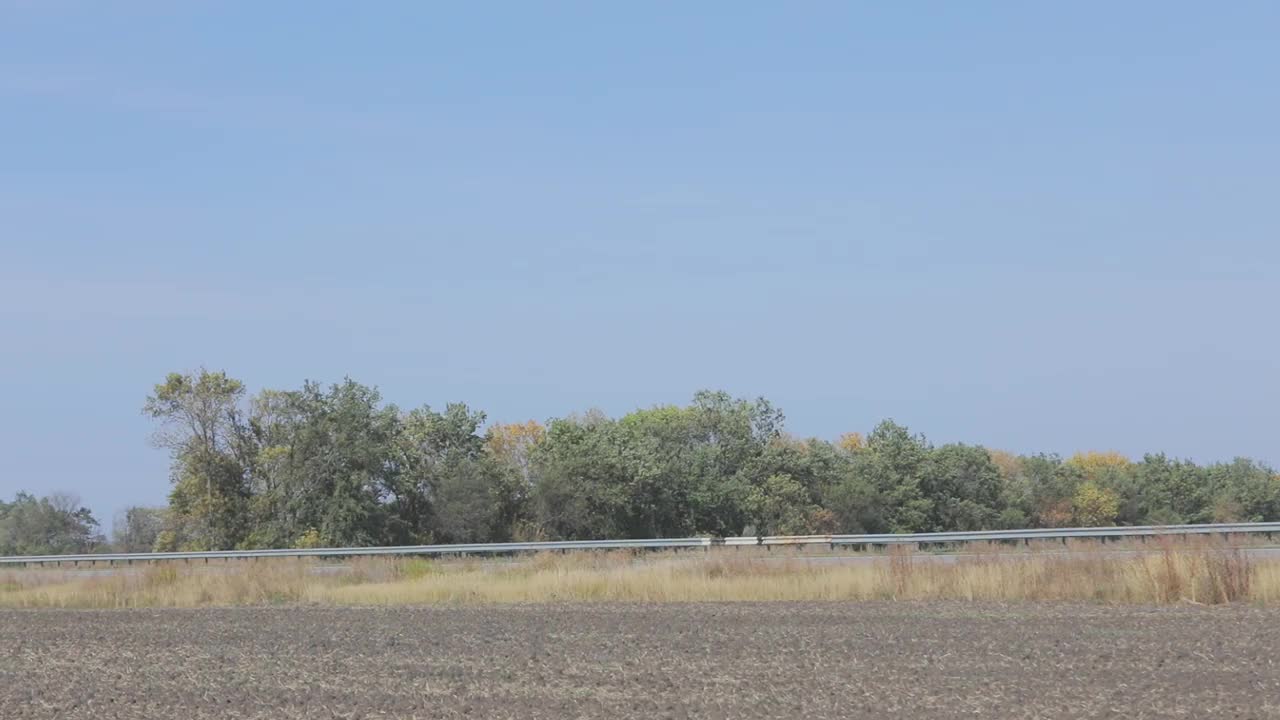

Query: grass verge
left=1, top=538, right=1275, bottom=608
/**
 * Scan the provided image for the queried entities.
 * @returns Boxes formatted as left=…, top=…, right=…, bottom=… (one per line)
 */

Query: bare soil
left=2, top=603, right=1278, bottom=719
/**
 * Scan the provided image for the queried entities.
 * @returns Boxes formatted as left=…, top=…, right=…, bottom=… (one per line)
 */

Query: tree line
left=3, top=368, right=1278, bottom=555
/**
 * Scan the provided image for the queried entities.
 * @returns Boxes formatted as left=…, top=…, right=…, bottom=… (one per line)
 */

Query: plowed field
left=3, top=603, right=1278, bottom=719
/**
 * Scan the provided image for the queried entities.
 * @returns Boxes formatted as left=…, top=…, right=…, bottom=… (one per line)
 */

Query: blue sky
left=2, top=2, right=1277, bottom=525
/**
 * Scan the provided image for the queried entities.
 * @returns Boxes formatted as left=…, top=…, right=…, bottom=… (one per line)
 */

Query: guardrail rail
left=3, top=521, right=1278, bottom=566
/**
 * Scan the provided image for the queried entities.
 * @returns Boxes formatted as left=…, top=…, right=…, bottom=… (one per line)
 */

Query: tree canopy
left=4, top=369, right=1277, bottom=554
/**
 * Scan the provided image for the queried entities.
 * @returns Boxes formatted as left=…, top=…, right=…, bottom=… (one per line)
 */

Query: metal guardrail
left=0, top=537, right=713, bottom=566
left=3, top=522, right=1279, bottom=566
left=828, top=522, right=1280, bottom=546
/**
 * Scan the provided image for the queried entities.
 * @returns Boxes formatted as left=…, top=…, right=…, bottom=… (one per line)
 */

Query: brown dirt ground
left=2, top=603, right=1278, bottom=719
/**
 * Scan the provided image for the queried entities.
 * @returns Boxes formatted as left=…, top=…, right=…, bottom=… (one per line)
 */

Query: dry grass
left=2, top=538, right=1277, bottom=608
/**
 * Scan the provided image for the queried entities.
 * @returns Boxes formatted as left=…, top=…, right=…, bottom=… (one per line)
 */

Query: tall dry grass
left=1, top=538, right=1277, bottom=608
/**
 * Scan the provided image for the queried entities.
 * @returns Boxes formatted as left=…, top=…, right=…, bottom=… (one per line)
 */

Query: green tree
left=112, top=506, right=167, bottom=552
left=244, top=380, right=399, bottom=548
left=743, top=437, right=846, bottom=506
left=617, top=405, right=699, bottom=538
left=1019, top=454, right=1078, bottom=528
left=852, top=421, right=933, bottom=533
left=1206, top=458, right=1280, bottom=522
left=430, top=454, right=519, bottom=543
left=144, top=369, right=253, bottom=550
left=824, top=469, right=882, bottom=533
left=526, top=392, right=786, bottom=540
left=0, top=492, right=104, bottom=555
left=1133, top=454, right=1210, bottom=525
left=923, top=444, right=1003, bottom=531
left=395, top=402, right=522, bottom=544
left=684, top=391, right=784, bottom=537
left=529, top=412, right=630, bottom=540
left=745, top=473, right=817, bottom=537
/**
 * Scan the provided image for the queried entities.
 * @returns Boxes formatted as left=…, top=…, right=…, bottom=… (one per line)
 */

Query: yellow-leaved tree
left=1066, top=451, right=1131, bottom=481
left=484, top=421, right=546, bottom=540
left=1072, top=481, right=1121, bottom=526
left=837, top=432, right=865, bottom=453
left=987, top=449, right=1023, bottom=481
left=484, top=420, right=546, bottom=485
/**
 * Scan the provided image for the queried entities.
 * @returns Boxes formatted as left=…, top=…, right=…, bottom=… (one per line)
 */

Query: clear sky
left=2, top=2, right=1277, bottom=525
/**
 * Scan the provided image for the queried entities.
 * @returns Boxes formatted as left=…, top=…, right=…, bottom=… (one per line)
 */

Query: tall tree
left=987, top=449, right=1032, bottom=529
left=396, top=402, right=520, bottom=544
left=684, top=391, right=782, bottom=537
left=853, top=420, right=933, bottom=533
left=529, top=411, right=631, bottom=540
left=745, top=473, right=816, bottom=537
left=923, top=444, right=1003, bottom=531
left=112, top=506, right=167, bottom=553
left=1131, top=454, right=1209, bottom=525
left=144, top=369, right=252, bottom=550
left=245, top=380, right=399, bottom=548
left=485, top=421, right=546, bottom=488
left=1021, top=454, right=1078, bottom=528
left=1206, top=458, right=1280, bottom=522
left=484, top=421, right=546, bottom=539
